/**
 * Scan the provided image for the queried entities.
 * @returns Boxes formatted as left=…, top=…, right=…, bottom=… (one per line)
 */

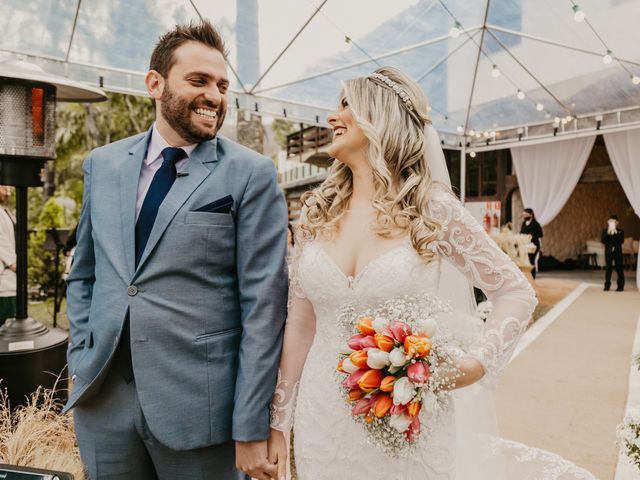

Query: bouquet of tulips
left=336, top=294, right=458, bottom=456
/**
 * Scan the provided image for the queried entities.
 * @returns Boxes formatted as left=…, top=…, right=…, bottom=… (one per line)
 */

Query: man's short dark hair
left=150, top=20, right=228, bottom=78
left=610, top=214, right=619, bottom=221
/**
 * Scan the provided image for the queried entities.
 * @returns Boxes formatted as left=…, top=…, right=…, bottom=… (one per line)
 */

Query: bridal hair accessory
left=335, top=294, right=460, bottom=456
left=367, top=72, right=415, bottom=112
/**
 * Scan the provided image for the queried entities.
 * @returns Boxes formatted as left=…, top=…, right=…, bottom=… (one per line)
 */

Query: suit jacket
left=63, top=130, right=288, bottom=450
left=601, top=228, right=624, bottom=253
left=520, top=219, right=543, bottom=250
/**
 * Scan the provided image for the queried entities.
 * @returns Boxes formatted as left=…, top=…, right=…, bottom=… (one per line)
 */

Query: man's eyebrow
left=186, top=71, right=229, bottom=83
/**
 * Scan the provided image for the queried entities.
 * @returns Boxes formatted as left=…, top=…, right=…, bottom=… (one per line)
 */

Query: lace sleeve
left=270, top=240, right=317, bottom=431
left=429, top=189, right=538, bottom=387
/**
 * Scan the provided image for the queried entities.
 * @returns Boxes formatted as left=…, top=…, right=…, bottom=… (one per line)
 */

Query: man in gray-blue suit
left=64, top=21, right=288, bottom=480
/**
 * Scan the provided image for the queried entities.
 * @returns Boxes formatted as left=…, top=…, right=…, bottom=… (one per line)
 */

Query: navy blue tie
left=135, top=147, right=187, bottom=267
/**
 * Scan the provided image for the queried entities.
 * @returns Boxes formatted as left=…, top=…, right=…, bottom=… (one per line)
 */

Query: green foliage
left=271, top=118, right=298, bottom=150
left=26, top=93, right=155, bottom=292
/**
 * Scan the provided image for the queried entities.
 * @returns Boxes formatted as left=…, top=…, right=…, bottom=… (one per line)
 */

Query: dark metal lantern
left=0, top=58, right=105, bottom=408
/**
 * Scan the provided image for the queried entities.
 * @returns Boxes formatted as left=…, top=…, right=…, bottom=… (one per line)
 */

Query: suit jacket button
left=127, top=285, right=138, bottom=296
left=71, top=375, right=77, bottom=383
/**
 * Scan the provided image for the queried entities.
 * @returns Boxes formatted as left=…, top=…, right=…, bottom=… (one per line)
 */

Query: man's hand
left=235, top=440, right=277, bottom=480
left=267, top=428, right=288, bottom=480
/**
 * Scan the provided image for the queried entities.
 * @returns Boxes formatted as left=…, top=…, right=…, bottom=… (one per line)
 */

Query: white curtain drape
left=511, top=136, right=596, bottom=227
left=604, top=129, right=640, bottom=291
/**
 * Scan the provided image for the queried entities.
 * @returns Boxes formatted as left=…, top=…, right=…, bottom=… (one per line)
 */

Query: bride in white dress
left=267, top=67, right=597, bottom=480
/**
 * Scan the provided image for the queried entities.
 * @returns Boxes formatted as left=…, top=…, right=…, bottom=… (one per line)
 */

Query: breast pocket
left=184, top=211, right=234, bottom=227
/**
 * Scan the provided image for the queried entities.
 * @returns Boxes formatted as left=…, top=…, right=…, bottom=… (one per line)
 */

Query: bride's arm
left=429, top=188, right=538, bottom=388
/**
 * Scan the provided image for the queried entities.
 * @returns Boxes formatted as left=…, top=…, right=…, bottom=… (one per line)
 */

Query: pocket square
left=193, top=195, right=234, bottom=214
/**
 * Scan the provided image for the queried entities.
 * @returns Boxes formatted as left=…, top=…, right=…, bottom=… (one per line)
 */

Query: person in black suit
left=520, top=208, right=543, bottom=278
left=601, top=214, right=625, bottom=291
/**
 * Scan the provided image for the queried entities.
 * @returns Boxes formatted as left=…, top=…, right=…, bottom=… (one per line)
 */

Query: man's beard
left=160, top=81, right=226, bottom=144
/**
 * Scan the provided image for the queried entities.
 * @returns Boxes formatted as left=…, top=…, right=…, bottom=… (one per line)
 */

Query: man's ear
left=146, top=70, right=164, bottom=102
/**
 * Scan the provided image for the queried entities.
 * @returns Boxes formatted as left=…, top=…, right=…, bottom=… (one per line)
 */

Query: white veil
left=423, top=125, right=598, bottom=480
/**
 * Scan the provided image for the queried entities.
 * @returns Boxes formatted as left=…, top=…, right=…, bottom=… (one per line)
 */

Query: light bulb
left=490, top=131, right=497, bottom=138
left=561, top=118, right=567, bottom=125
left=491, top=65, right=501, bottom=78
left=565, top=115, right=573, bottom=122
left=572, top=5, right=585, bottom=22
left=475, top=132, right=481, bottom=138
left=457, top=125, right=464, bottom=133
left=468, top=129, right=475, bottom=136
left=449, top=22, right=461, bottom=39
left=632, top=75, right=640, bottom=85
left=516, top=90, right=525, bottom=100
left=603, top=50, right=613, bottom=64
left=536, top=103, right=544, bottom=111
left=469, top=151, right=477, bottom=158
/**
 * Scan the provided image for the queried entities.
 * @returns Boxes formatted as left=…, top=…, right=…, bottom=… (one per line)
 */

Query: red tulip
left=348, top=334, right=366, bottom=350
left=390, top=321, right=412, bottom=343
left=407, top=362, right=430, bottom=384
left=406, top=416, right=421, bottom=442
left=390, top=403, right=407, bottom=415
left=352, top=397, right=371, bottom=416
left=343, top=369, right=366, bottom=389
left=360, top=335, right=378, bottom=349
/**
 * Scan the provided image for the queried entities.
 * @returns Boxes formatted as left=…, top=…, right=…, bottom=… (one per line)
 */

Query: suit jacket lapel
left=134, top=138, right=219, bottom=274
left=120, top=130, right=151, bottom=279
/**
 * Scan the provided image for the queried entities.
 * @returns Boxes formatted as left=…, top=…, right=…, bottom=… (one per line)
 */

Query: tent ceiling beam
left=416, top=30, right=478, bottom=82
left=487, top=25, right=640, bottom=67
left=462, top=0, right=491, bottom=133
left=188, top=0, right=248, bottom=92
left=251, top=26, right=483, bottom=95
left=65, top=0, right=82, bottom=62
left=249, top=0, right=328, bottom=94
left=486, top=28, right=573, bottom=116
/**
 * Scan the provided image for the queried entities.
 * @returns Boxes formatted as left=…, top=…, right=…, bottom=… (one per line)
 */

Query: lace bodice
left=270, top=189, right=537, bottom=434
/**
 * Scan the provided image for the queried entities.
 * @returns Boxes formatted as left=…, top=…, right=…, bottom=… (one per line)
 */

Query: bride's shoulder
left=427, top=182, right=462, bottom=210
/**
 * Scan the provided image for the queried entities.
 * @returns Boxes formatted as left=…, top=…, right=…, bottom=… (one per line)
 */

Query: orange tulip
left=374, top=394, right=393, bottom=418
left=356, top=316, right=376, bottom=336
left=407, top=400, right=422, bottom=418
left=358, top=369, right=384, bottom=393
left=349, top=350, right=369, bottom=369
left=375, top=333, right=395, bottom=352
left=380, top=375, right=396, bottom=393
left=337, top=359, right=345, bottom=373
left=348, top=388, right=365, bottom=401
left=404, top=335, right=431, bottom=358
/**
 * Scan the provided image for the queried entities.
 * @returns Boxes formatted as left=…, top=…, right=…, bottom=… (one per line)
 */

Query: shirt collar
left=145, top=123, right=198, bottom=166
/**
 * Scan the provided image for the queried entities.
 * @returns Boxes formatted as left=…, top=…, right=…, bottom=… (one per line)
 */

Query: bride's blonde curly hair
left=298, top=66, right=444, bottom=263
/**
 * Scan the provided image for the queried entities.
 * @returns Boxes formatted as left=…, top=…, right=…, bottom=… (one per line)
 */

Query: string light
left=572, top=5, right=585, bottom=22
left=536, top=103, right=544, bottom=111
left=456, top=125, right=464, bottom=133
left=469, top=151, right=477, bottom=158
left=632, top=75, right=640, bottom=85
left=449, top=21, right=462, bottom=39
left=516, top=89, right=525, bottom=100
left=602, top=50, right=613, bottom=64
left=468, top=129, right=475, bottom=136
left=491, top=65, right=501, bottom=78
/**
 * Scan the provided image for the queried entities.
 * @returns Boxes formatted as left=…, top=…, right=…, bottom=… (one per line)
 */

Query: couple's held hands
left=235, top=430, right=287, bottom=480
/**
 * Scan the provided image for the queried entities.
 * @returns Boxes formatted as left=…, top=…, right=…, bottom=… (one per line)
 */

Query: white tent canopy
left=2, top=0, right=640, bottom=149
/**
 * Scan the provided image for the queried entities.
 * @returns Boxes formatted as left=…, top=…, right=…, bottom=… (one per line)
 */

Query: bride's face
left=327, top=97, right=368, bottom=165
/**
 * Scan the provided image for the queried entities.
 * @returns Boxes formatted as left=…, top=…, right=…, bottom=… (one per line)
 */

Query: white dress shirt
left=135, top=124, right=197, bottom=220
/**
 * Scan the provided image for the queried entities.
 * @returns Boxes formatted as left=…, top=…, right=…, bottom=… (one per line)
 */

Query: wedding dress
left=270, top=186, right=598, bottom=480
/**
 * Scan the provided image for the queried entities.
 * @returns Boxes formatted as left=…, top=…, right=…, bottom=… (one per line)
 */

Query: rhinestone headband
left=368, top=72, right=415, bottom=112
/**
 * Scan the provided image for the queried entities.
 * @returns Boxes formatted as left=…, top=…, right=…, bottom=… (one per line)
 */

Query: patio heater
left=0, top=58, right=105, bottom=407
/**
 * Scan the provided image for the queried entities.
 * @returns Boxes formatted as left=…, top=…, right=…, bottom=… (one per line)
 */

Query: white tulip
left=366, top=348, right=390, bottom=369
left=416, top=317, right=438, bottom=337
left=372, top=317, right=389, bottom=332
left=389, top=347, right=408, bottom=367
left=393, top=377, right=415, bottom=405
left=389, top=413, right=413, bottom=433
left=342, top=358, right=358, bottom=374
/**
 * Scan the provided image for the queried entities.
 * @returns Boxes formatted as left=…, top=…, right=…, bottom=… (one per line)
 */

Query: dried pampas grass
left=0, top=382, right=84, bottom=479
